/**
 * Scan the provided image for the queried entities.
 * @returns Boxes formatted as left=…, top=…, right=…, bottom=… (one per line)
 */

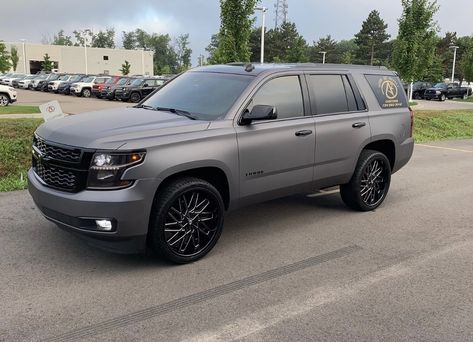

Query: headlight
left=436, top=90, right=441, bottom=94
left=87, top=152, right=145, bottom=189
left=8, top=87, right=15, bottom=91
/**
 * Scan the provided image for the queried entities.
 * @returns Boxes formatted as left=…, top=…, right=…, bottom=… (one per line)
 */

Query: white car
left=70, top=75, right=110, bottom=97
left=1, top=73, right=25, bottom=86
left=0, top=84, right=18, bottom=106
left=18, top=75, right=38, bottom=89
left=47, top=74, right=75, bottom=93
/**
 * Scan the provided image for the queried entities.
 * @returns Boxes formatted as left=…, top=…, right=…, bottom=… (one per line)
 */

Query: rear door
left=142, top=79, right=157, bottom=96
left=235, top=74, right=316, bottom=203
left=308, top=73, right=371, bottom=188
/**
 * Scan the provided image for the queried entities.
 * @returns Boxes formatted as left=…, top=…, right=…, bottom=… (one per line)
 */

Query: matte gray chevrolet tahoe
left=28, top=64, right=414, bottom=263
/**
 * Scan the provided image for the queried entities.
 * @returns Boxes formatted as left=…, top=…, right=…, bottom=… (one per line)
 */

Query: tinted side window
left=309, top=75, right=348, bottom=115
left=365, top=74, right=408, bottom=109
left=249, top=76, right=304, bottom=119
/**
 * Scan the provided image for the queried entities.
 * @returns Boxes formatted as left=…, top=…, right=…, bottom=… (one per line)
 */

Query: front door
left=235, top=75, right=316, bottom=203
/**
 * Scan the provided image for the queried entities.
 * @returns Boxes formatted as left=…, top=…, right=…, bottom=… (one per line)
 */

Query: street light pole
left=20, top=39, right=27, bottom=73
left=319, top=51, right=326, bottom=64
left=141, top=48, right=145, bottom=75
left=255, top=6, right=267, bottom=64
left=450, top=45, right=459, bottom=83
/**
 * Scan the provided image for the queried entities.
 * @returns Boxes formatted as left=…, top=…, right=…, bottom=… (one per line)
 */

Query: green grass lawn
left=414, top=110, right=473, bottom=143
left=0, top=105, right=41, bottom=114
left=453, top=97, right=473, bottom=103
left=0, top=119, right=43, bottom=192
left=409, top=101, right=418, bottom=106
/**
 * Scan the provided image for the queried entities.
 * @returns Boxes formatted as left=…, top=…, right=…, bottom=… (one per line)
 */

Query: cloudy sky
left=1, top=0, right=472, bottom=64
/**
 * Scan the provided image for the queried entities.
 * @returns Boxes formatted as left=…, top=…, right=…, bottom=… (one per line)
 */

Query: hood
left=35, top=107, right=210, bottom=150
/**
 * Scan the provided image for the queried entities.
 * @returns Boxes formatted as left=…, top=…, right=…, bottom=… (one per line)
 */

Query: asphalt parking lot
left=14, top=88, right=129, bottom=114
left=1, top=139, right=473, bottom=341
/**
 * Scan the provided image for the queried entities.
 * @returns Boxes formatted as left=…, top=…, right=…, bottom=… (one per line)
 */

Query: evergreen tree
left=120, top=60, right=131, bottom=75
left=214, top=0, right=258, bottom=63
left=265, top=22, right=308, bottom=63
left=10, top=47, right=19, bottom=71
left=354, top=10, right=390, bottom=65
left=41, top=53, right=54, bottom=72
left=308, top=35, right=337, bottom=63
left=206, top=34, right=222, bottom=64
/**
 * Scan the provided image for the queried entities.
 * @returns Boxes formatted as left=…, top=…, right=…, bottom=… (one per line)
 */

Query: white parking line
left=416, top=144, right=473, bottom=154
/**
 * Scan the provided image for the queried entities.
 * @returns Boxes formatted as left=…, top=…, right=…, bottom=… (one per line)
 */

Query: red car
left=92, top=76, right=122, bottom=98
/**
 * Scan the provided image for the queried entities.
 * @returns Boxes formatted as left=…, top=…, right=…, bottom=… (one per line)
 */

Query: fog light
left=96, top=219, right=113, bottom=231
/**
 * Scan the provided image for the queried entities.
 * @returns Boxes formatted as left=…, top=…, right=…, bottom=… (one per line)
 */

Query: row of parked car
left=404, top=81, right=472, bottom=101
left=0, top=72, right=171, bottom=103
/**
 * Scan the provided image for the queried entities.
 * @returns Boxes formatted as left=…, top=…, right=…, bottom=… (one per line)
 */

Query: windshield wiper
left=155, top=107, right=197, bottom=120
left=134, top=104, right=157, bottom=111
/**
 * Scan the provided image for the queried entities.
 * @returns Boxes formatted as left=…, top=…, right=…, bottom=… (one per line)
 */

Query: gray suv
left=28, top=64, right=414, bottom=263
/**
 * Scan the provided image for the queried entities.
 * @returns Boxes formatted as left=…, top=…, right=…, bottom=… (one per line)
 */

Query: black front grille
left=34, top=161, right=78, bottom=191
left=32, top=135, right=90, bottom=192
left=33, top=135, right=82, bottom=163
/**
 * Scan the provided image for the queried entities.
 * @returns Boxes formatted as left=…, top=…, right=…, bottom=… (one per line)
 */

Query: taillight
left=409, top=107, right=414, bottom=138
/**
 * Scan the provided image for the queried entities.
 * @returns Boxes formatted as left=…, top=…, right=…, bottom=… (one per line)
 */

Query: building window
left=103, top=56, right=109, bottom=61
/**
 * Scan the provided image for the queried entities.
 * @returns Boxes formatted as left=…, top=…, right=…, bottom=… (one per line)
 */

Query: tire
left=81, top=88, right=91, bottom=98
left=340, top=150, right=391, bottom=212
left=440, top=94, right=446, bottom=102
left=148, top=177, right=224, bottom=264
left=130, top=92, right=141, bottom=103
left=426, top=98, right=431, bottom=101
left=0, top=93, right=10, bottom=106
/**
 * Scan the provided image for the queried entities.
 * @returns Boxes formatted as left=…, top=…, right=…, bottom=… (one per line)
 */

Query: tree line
left=46, top=28, right=192, bottom=75
left=207, top=0, right=473, bottom=85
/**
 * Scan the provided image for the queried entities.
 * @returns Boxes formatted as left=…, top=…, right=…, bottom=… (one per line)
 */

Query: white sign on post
left=39, top=101, right=66, bottom=122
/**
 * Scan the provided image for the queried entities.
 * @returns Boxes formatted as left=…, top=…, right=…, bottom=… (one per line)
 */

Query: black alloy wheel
left=340, top=150, right=391, bottom=211
left=148, top=177, right=224, bottom=263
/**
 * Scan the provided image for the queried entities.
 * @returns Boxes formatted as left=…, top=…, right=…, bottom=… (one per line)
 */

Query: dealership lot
left=14, top=88, right=129, bottom=114
left=1, top=139, right=473, bottom=341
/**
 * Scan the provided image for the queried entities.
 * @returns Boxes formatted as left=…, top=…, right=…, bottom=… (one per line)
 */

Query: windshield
left=105, top=78, right=115, bottom=84
left=433, top=83, right=446, bottom=88
left=69, top=75, right=82, bottom=82
left=82, top=77, right=94, bottom=83
left=143, top=72, right=253, bottom=120
left=130, top=79, right=144, bottom=86
left=58, top=75, right=69, bottom=80
left=117, top=78, right=128, bottom=85
left=49, top=74, right=60, bottom=81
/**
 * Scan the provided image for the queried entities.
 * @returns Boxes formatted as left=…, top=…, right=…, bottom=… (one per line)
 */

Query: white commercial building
left=3, top=42, right=154, bottom=76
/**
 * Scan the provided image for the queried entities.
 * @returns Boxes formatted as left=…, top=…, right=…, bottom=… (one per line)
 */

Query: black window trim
left=306, top=73, right=369, bottom=117
left=237, top=73, right=310, bottom=125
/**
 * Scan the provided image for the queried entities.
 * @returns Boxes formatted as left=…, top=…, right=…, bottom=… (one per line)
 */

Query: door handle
left=352, top=122, right=366, bottom=128
left=295, top=130, right=313, bottom=137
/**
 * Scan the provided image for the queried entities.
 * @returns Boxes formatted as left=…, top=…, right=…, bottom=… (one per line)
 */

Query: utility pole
left=274, top=0, right=288, bottom=29
left=20, top=39, right=27, bottom=73
left=450, top=45, right=459, bottom=83
left=255, top=6, right=267, bottom=64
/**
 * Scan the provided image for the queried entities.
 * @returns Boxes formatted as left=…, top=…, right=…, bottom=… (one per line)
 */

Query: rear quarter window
left=365, top=74, right=407, bottom=109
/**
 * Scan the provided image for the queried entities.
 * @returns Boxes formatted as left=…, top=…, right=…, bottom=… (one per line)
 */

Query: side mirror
left=240, top=105, right=277, bottom=125
left=143, top=83, right=149, bottom=87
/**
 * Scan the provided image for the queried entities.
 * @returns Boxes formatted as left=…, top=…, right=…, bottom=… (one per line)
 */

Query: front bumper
left=28, top=169, right=159, bottom=254
left=424, top=93, right=440, bottom=100
left=115, top=91, right=130, bottom=101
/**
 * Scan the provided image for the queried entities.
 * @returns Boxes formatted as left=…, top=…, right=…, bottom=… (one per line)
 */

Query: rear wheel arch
left=361, top=139, right=396, bottom=171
